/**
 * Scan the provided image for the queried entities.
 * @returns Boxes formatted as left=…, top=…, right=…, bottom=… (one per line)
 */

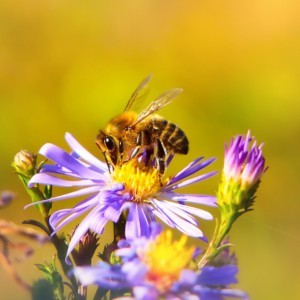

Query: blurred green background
left=1, top=0, right=300, bottom=299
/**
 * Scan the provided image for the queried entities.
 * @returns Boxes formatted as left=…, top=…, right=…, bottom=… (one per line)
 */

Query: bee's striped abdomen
left=151, top=118, right=189, bottom=155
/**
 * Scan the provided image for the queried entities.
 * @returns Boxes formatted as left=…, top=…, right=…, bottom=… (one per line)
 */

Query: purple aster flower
left=26, top=133, right=216, bottom=258
left=223, top=131, right=266, bottom=188
left=73, top=224, right=248, bottom=300
left=199, top=131, right=267, bottom=269
left=218, top=131, right=267, bottom=214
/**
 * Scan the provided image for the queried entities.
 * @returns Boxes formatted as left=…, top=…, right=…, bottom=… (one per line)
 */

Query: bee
left=96, top=75, right=189, bottom=175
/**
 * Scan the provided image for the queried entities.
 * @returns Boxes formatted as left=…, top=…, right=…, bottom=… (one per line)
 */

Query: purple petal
left=115, top=247, right=136, bottom=259
left=104, top=201, right=125, bottom=222
left=64, top=205, right=108, bottom=258
left=169, top=157, right=216, bottom=185
left=28, top=173, right=98, bottom=188
left=73, top=266, right=105, bottom=286
left=24, top=186, right=101, bottom=210
left=159, top=192, right=217, bottom=207
left=198, top=265, right=238, bottom=286
left=152, top=206, right=176, bottom=227
left=166, top=171, right=217, bottom=190
left=178, top=269, right=197, bottom=285
left=168, top=157, right=204, bottom=184
left=194, top=287, right=226, bottom=300
left=151, top=199, right=204, bottom=237
left=122, top=259, right=147, bottom=282
left=217, top=289, right=249, bottom=299
left=40, top=164, right=80, bottom=177
left=149, top=222, right=163, bottom=238
left=73, top=263, right=128, bottom=289
left=65, top=132, right=107, bottom=173
left=49, top=195, right=100, bottom=232
left=98, top=189, right=127, bottom=205
left=163, top=201, right=213, bottom=221
left=50, top=198, right=98, bottom=233
left=195, top=286, right=248, bottom=300
left=133, top=286, right=159, bottom=300
left=39, top=143, right=103, bottom=180
left=87, top=210, right=109, bottom=234
left=157, top=201, right=199, bottom=226
left=50, top=208, right=85, bottom=232
left=125, top=204, right=154, bottom=239
left=66, top=217, right=91, bottom=259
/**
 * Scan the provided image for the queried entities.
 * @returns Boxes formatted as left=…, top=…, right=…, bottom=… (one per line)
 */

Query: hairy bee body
left=96, top=76, right=189, bottom=174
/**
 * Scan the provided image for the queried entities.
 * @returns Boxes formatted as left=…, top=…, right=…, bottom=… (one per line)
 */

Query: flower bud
left=12, top=150, right=37, bottom=177
left=12, top=149, right=51, bottom=218
left=71, top=229, right=99, bottom=266
left=217, top=131, right=267, bottom=216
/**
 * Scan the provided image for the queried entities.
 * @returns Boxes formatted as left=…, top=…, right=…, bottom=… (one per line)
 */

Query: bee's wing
left=124, top=74, right=153, bottom=112
left=133, top=88, right=183, bottom=126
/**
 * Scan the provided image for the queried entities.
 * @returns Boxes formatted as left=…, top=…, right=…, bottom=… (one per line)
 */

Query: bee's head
left=96, top=131, right=123, bottom=170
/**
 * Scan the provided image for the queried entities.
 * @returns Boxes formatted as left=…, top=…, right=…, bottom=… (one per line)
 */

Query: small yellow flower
left=139, top=230, right=195, bottom=293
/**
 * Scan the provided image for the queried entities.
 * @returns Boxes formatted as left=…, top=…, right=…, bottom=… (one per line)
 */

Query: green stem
left=198, top=213, right=236, bottom=269
left=45, top=218, right=78, bottom=294
left=16, top=173, right=79, bottom=298
left=18, top=173, right=51, bottom=219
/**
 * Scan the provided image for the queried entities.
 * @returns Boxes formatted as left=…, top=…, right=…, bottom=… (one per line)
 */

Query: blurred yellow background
left=1, top=0, right=300, bottom=299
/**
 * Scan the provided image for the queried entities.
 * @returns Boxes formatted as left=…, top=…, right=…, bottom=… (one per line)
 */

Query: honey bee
left=96, top=75, right=189, bottom=175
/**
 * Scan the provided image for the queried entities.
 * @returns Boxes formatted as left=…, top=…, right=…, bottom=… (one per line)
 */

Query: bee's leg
left=130, top=147, right=140, bottom=159
left=156, top=139, right=167, bottom=178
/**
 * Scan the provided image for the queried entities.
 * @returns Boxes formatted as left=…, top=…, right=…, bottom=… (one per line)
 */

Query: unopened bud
left=72, top=229, right=99, bottom=266
left=12, top=150, right=37, bottom=177
left=217, top=131, right=267, bottom=216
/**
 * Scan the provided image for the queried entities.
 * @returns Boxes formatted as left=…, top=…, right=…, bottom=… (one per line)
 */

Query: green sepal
left=217, top=175, right=260, bottom=217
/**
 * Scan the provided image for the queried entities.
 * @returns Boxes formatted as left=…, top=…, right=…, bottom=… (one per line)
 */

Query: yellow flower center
left=140, top=230, right=195, bottom=293
left=111, top=159, right=162, bottom=203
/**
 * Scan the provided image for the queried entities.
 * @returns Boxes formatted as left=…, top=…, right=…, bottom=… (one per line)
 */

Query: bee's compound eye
left=104, top=136, right=115, bottom=151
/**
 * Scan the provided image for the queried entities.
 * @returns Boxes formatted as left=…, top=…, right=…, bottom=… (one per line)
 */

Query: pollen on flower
left=111, top=159, right=162, bottom=203
left=140, top=230, right=195, bottom=293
